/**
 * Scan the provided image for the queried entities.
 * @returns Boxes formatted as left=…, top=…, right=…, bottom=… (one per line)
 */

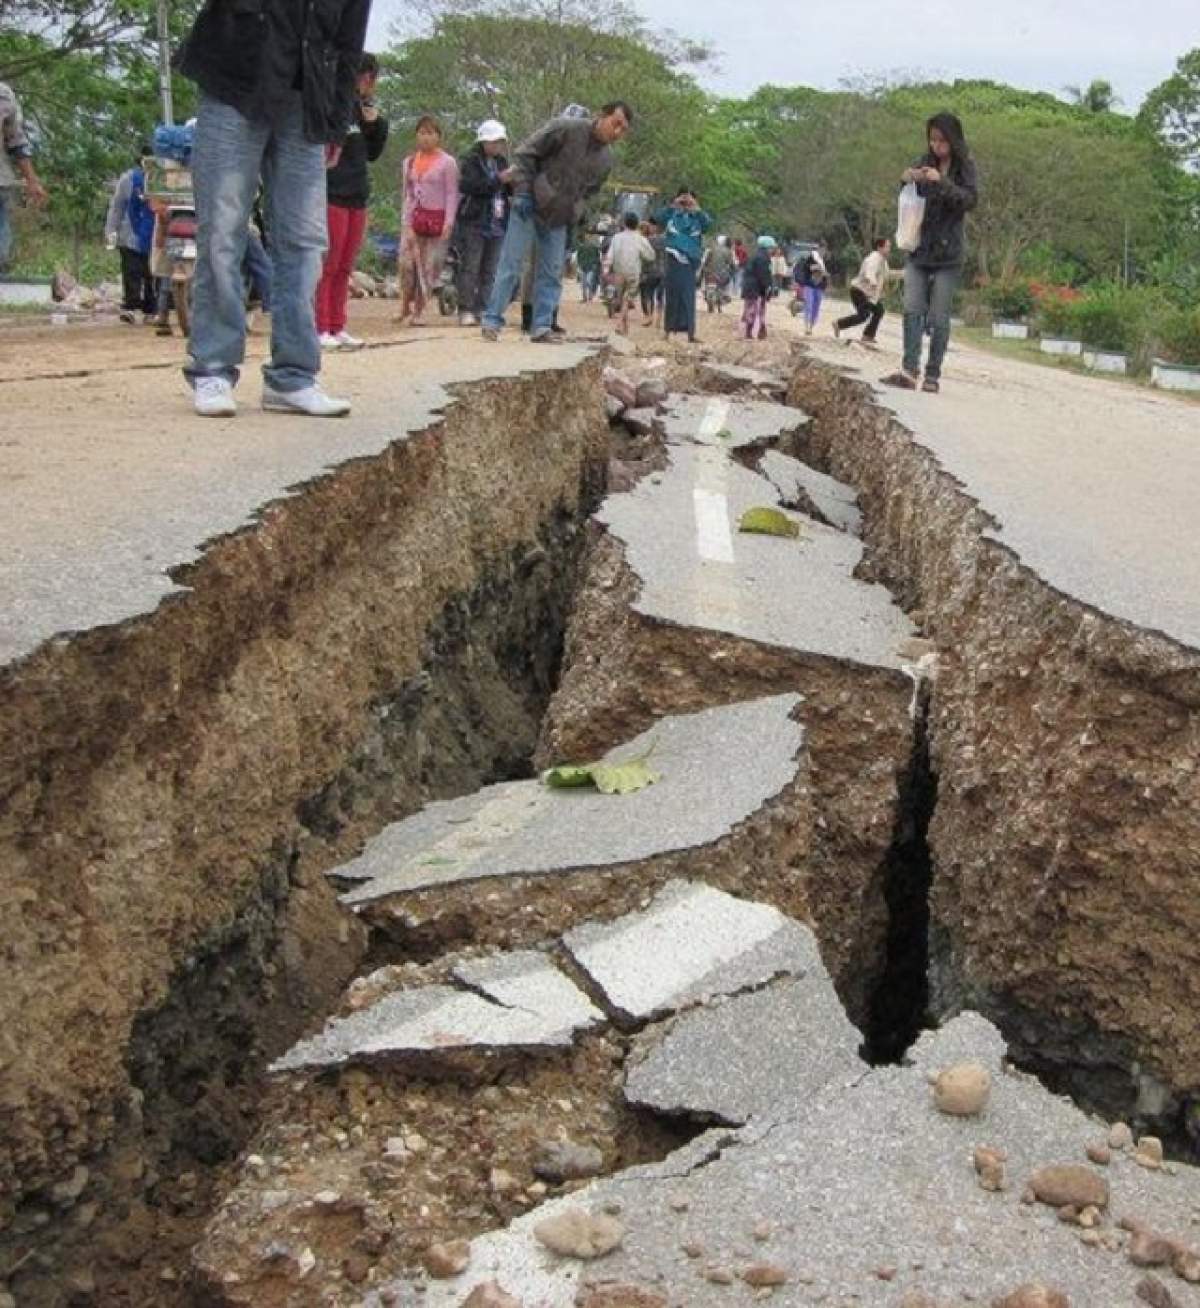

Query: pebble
left=1173, top=1245, right=1200, bottom=1282
left=1122, top=1221, right=1175, bottom=1268
left=668, top=1195, right=689, bottom=1212
left=1109, top=1122, right=1134, bottom=1150
left=534, top=1208, right=625, bottom=1259
left=51, top=1165, right=90, bottom=1207
left=991, top=1286, right=1070, bottom=1308
left=751, top=1219, right=772, bottom=1242
left=703, top=1266, right=735, bottom=1285
left=461, top=1283, right=524, bottom=1308
left=1086, top=1142, right=1112, bottom=1166
left=575, top=1285, right=667, bottom=1307
left=533, top=1141, right=605, bottom=1184
left=681, top=1240, right=705, bottom=1259
left=1028, top=1165, right=1109, bottom=1210
left=875, top=1265, right=898, bottom=1280
left=1136, top=1137, right=1165, bottom=1170
left=739, top=1263, right=788, bottom=1287
left=932, top=1062, right=991, bottom=1116
left=424, top=1239, right=472, bottom=1278
left=489, top=1168, right=520, bottom=1195
left=1136, top=1276, right=1179, bottom=1308
left=974, top=1145, right=1007, bottom=1191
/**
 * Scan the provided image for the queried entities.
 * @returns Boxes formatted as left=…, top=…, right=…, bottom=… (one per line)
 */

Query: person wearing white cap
left=454, top=119, right=512, bottom=326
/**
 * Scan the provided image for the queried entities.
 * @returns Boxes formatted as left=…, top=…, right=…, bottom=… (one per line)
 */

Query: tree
left=1139, top=48, right=1200, bottom=169
left=1063, top=79, right=1119, bottom=114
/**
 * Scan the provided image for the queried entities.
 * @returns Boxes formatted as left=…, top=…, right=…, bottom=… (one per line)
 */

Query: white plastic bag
left=895, top=182, right=926, bottom=253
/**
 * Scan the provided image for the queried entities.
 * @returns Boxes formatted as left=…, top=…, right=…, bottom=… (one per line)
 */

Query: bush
left=1069, top=283, right=1159, bottom=361
left=982, top=277, right=1035, bottom=320
left=1153, top=304, right=1200, bottom=366
left=1032, top=285, right=1083, bottom=338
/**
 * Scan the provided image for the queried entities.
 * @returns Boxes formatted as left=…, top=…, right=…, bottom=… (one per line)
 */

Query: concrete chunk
left=563, top=880, right=815, bottom=1023
left=758, top=449, right=863, bottom=536
left=271, top=954, right=601, bottom=1072
left=694, top=362, right=787, bottom=399
left=657, top=394, right=807, bottom=451
left=625, top=973, right=865, bottom=1123
left=597, top=443, right=911, bottom=670
left=335, top=695, right=804, bottom=905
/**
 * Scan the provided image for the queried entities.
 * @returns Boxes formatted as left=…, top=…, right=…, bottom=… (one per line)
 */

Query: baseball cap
left=476, top=119, right=508, bottom=143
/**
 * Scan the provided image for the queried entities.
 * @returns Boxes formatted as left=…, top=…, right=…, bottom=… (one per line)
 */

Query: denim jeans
left=0, top=188, right=12, bottom=270
left=456, top=225, right=503, bottom=318
left=903, top=262, right=960, bottom=381
left=482, top=204, right=567, bottom=337
left=186, top=92, right=326, bottom=392
left=243, top=227, right=273, bottom=313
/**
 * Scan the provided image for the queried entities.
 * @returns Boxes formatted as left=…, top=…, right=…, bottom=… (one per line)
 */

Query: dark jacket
left=456, top=143, right=510, bottom=230
left=176, top=0, right=370, bottom=145
left=326, top=106, right=388, bottom=208
left=511, top=116, right=613, bottom=229
left=742, top=250, right=773, bottom=301
left=910, top=151, right=979, bottom=269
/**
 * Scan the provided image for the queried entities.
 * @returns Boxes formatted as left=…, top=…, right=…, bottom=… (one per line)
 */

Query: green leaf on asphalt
left=738, top=506, right=802, bottom=538
left=715, top=427, right=733, bottom=440
left=541, top=743, right=660, bottom=795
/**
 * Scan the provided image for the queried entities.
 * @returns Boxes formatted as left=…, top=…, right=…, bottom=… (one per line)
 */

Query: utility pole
left=157, top=0, right=174, bottom=126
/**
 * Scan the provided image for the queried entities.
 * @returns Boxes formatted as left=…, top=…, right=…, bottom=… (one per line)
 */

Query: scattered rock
left=932, top=1062, right=991, bottom=1116
left=974, top=1144, right=1007, bottom=1191
left=1028, top=1165, right=1109, bottom=1210
left=875, top=1264, right=898, bottom=1280
left=534, top=1208, right=625, bottom=1260
left=424, top=1239, right=472, bottom=1278
left=634, top=377, right=669, bottom=409
left=621, top=407, right=657, bottom=437
left=461, top=1283, right=524, bottom=1308
left=1173, top=1245, right=1200, bottom=1282
left=668, top=1195, right=689, bottom=1213
left=703, top=1266, right=734, bottom=1285
left=751, top=1218, right=772, bottom=1242
left=602, top=368, right=639, bottom=410
left=51, top=1164, right=90, bottom=1206
left=1086, top=1142, right=1112, bottom=1166
left=739, top=1263, right=788, bottom=1287
left=1122, top=1220, right=1175, bottom=1268
left=575, top=1284, right=667, bottom=1308
left=490, top=1167, right=520, bottom=1195
left=1136, top=1137, right=1165, bottom=1170
left=1078, top=1205, right=1101, bottom=1228
left=604, top=395, right=626, bottom=422
left=1109, top=1122, right=1134, bottom=1150
left=681, top=1240, right=705, bottom=1259
left=533, top=1141, right=605, bottom=1184
left=991, top=1286, right=1070, bottom=1308
left=1136, top=1276, right=1179, bottom=1308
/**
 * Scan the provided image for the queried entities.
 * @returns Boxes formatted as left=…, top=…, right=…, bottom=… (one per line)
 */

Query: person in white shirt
left=604, top=210, right=655, bottom=335
left=833, top=237, right=893, bottom=346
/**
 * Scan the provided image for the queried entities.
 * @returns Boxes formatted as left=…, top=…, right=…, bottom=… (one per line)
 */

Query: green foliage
left=737, top=506, right=801, bottom=539
left=542, top=743, right=660, bottom=795
left=1067, top=283, right=1166, bottom=362
left=1034, top=293, right=1080, bottom=338
left=1139, top=48, right=1200, bottom=168
left=1153, top=304, right=1200, bottom=366
left=982, top=278, right=1035, bottom=320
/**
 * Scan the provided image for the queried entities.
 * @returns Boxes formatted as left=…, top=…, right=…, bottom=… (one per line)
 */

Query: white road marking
left=693, top=488, right=735, bottom=563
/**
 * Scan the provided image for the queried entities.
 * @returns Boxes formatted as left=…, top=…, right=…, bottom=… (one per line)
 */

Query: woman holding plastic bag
left=882, top=112, right=977, bottom=394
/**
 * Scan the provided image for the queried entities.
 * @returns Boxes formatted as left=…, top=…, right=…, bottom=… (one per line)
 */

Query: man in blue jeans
left=176, top=0, right=370, bottom=417
left=482, top=102, right=631, bottom=343
left=0, top=81, right=48, bottom=271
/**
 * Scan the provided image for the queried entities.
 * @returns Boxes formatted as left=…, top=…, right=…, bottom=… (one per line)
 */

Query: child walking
left=741, top=235, right=775, bottom=340
left=605, top=211, right=656, bottom=335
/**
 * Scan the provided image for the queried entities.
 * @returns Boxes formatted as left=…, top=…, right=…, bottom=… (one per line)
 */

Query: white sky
left=367, top=0, right=1197, bottom=111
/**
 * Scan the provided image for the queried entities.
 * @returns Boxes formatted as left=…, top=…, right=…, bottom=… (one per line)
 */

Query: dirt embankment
left=0, top=357, right=609, bottom=1304
left=790, top=358, right=1200, bottom=1142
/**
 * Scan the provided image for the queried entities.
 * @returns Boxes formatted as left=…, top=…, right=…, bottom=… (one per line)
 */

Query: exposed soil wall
left=789, top=358, right=1200, bottom=1141
left=0, top=358, right=608, bottom=1303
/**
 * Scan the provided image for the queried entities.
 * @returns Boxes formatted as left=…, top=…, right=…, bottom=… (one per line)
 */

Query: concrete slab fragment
left=624, top=973, right=865, bottom=1124
left=452, top=950, right=605, bottom=1027
left=597, top=443, right=912, bottom=669
left=759, top=449, right=863, bottom=536
left=335, top=695, right=804, bottom=905
left=386, top=1011, right=1200, bottom=1307
left=562, top=880, right=817, bottom=1023
left=695, top=362, right=787, bottom=398
left=657, top=394, right=806, bottom=450
left=272, top=953, right=601, bottom=1073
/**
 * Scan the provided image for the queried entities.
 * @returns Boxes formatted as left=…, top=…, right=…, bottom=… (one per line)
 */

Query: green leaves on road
left=543, top=744, right=660, bottom=795
left=738, top=506, right=802, bottom=538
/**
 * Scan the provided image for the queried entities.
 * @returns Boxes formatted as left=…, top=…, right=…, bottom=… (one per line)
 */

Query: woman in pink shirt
left=397, top=115, right=459, bottom=326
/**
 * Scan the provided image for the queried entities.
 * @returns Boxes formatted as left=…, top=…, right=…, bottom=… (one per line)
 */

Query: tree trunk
left=72, top=223, right=82, bottom=280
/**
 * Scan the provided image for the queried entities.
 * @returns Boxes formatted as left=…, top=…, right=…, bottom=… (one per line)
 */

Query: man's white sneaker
left=262, top=383, right=351, bottom=417
left=319, top=332, right=342, bottom=351
left=334, top=331, right=364, bottom=350
left=193, top=376, right=237, bottom=417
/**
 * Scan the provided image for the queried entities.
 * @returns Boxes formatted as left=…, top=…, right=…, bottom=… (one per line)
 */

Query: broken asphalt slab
left=562, top=880, right=823, bottom=1025
left=271, top=949, right=603, bottom=1073
left=377, top=1012, right=1200, bottom=1307
left=624, top=973, right=865, bottom=1125
left=596, top=442, right=912, bottom=669
left=334, top=694, right=804, bottom=906
left=655, top=393, right=807, bottom=451
left=693, top=361, right=787, bottom=399
left=758, top=447, right=863, bottom=535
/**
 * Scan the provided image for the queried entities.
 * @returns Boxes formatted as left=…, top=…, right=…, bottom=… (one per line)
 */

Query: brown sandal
left=881, top=371, right=918, bottom=390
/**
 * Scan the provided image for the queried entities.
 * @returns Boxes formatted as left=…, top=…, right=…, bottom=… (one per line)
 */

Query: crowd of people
left=78, top=0, right=981, bottom=416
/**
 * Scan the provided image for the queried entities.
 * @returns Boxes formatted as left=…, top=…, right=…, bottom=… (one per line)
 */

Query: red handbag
left=411, top=207, right=445, bottom=238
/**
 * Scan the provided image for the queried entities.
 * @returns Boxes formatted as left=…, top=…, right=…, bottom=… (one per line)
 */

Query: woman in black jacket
left=454, top=120, right=512, bottom=326
left=883, top=111, right=978, bottom=394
